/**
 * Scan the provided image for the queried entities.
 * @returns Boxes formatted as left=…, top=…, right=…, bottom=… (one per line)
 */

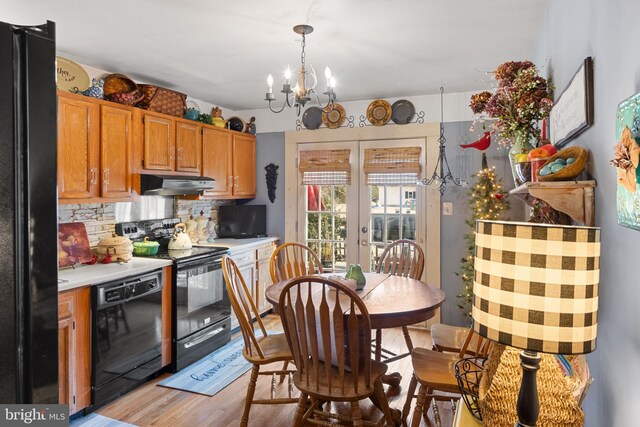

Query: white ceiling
left=1, top=0, right=548, bottom=111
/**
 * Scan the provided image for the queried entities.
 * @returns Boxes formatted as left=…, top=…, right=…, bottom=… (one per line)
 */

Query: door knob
left=361, top=226, right=368, bottom=233
left=360, top=240, right=368, bottom=246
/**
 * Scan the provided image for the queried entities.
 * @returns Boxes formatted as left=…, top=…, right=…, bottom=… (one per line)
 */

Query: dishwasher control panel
left=96, top=271, right=162, bottom=307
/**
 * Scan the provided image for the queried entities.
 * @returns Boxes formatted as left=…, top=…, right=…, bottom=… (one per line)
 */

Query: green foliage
left=456, top=155, right=510, bottom=317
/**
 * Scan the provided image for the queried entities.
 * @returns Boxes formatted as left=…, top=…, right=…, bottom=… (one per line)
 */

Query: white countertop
left=195, top=236, right=278, bottom=253
left=58, top=257, right=173, bottom=292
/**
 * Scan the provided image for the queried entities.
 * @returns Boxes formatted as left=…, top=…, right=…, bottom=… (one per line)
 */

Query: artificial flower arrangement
left=470, top=60, right=554, bottom=148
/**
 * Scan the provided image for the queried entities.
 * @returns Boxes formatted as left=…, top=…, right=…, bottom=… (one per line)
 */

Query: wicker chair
left=279, top=276, right=396, bottom=426
left=222, top=256, right=298, bottom=427
left=270, top=242, right=323, bottom=283
left=373, top=239, right=425, bottom=369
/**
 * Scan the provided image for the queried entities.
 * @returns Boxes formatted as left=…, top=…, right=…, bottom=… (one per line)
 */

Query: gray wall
left=533, top=1, right=640, bottom=424
left=247, top=132, right=286, bottom=239
left=253, top=125, right=516, bottom=327
left=440, top=121, right=516, bottom=326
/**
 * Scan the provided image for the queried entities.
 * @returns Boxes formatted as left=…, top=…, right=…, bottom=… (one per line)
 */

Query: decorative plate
left=322, top=103, right=346, bottom=129
left=391, top=99, right=415, bottom=125
left=302, top=106, right=323, bottom=130
left=226, top=116, right=246, bottom=132
left=366, top=99, right=392, bottom=126
left=56, top=56, right=90, bottom=92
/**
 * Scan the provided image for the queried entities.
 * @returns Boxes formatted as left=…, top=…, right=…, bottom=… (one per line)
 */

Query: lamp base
left=515, top=350, right=541, bottom=427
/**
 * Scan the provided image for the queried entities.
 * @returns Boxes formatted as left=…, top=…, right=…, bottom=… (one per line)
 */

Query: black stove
left=115, top=218, right=232, bottom=372
left=116, top=219, right=228, bottom=262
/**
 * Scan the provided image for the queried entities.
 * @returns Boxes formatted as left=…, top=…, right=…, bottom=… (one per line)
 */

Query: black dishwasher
left=91, top=270, right=164, bottom=409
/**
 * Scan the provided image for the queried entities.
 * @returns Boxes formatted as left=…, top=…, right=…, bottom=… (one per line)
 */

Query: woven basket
left=103, top=73, right=138, bottom=96
left=104, top=90, right=143, bottom=106
left=136, top=84, right=186, bottom=117
left=538, top=146, right=588, bottom=181
left=479, top=345, right=584, bottom=427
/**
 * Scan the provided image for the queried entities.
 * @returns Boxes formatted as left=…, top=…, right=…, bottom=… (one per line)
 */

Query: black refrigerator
left=0, top=21, right=59, bottom=404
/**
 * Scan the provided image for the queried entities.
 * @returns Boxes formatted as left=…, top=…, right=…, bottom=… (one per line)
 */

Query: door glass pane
left=368, top=185, right=418, bottom=270
left=305, top=184, right=348, bottom=272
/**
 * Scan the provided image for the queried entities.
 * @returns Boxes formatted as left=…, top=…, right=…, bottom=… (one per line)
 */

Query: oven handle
left=176, top=255, right=224, bottom=270
left=183, top=325, right=227, bottom=349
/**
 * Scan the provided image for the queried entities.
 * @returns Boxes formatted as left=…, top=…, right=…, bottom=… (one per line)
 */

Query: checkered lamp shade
left=472, top=220, right=601, bottom=355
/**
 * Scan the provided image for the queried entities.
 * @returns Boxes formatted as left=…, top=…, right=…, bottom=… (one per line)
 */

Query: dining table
left=266, top=272, right=446, bottom=398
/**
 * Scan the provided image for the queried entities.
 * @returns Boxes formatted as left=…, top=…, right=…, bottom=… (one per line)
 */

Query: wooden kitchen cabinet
left=232, top=133, right=256, bottom=197
left=100, top=104, right=133, bottom=198
left=176, top=121, right=201, bottom=173
left=57, top=94, right=100, bottom=199
left=58, top=91, right=133, bottom=202
left=142, top=112, right=175, bottom=171
left=202, top=127, right=233, bottom=197
left=200, top=131, right=256, bottom=199
left=58, top=287, right=91, bottom=415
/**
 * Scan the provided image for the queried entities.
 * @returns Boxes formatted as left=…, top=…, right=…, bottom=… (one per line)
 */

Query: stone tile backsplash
left=58, top=199, right=233, bottom=247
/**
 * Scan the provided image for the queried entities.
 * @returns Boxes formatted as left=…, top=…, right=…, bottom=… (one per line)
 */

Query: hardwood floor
left=97, top=314, right=455, bottom=426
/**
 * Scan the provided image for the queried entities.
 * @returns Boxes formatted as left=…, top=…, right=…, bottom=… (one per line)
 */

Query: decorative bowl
left=538, top=146, right=588, bottom=181
left=514, top=161, right=532, bottom=185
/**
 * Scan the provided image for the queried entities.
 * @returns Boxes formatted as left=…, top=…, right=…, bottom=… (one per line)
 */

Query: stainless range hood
left=140, top=175, right=215, bottom=196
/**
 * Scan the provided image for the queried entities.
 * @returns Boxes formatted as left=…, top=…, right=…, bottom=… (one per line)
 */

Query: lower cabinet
left=229, top=240, right=278, bottom=329
left=58, top=287, right=91, bottom=415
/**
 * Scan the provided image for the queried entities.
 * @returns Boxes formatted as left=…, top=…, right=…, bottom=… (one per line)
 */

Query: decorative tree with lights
left=457, top=153, right=510, bottom=317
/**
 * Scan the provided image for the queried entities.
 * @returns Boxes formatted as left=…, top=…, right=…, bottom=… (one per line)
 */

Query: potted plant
left=470, top=61, right=554, bottom=185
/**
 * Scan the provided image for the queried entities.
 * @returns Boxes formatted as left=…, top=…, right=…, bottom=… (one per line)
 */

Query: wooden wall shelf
left=509, top=180, right=596, bottom=226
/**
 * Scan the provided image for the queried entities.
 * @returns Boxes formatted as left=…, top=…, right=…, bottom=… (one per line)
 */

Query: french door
left=297, top=139, right=426, bottom=274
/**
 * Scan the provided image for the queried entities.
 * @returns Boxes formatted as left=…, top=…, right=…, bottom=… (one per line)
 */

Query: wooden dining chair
left=222, top=256, right=298, bottom=427
left=270, top=242, right=324, bottom=283
left=402, top=326, right=492, bottom=426
left=279, top=276, right=396, bottom=427
left=431, top=323, right=480, bottom=354
left=373, top=239, right=425, bottom=366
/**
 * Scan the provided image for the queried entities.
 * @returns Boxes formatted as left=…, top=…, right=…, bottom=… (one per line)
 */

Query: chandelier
left=264, top=24, right=336, bottom=116
left=417, top=87, right=464, bottom=195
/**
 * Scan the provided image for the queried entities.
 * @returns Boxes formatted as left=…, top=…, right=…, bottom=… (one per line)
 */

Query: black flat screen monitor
left=218, top=205, right=267, bottom=238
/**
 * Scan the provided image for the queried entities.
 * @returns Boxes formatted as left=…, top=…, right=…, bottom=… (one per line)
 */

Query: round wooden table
left=266, top=272, right=446, bottom=331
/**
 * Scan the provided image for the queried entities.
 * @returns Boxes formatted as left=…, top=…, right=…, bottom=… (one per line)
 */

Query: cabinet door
left=58, top=317, right=75, bottom=413
left=202, top=127, right=233, bottom=197
left=58, top=96, right=99, bottom=199
left=232, top=134, right=256, bottom=197
left=176, top=121, right=201, bottom=173
left=143, top=113, right=175, bottom=170
left=100, top=105, right=132, bottom=198
left=237, top=262, right=257, bottom=309
left=256, top=260, right=270, bottom=313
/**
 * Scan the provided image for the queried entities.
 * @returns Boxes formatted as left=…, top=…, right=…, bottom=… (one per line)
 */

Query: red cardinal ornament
left=460, top=131, right=491, bottom=151
left=493, top=193, right=504, bottom=200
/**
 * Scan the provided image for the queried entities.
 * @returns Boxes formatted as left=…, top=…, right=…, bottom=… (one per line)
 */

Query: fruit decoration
left=265, top=163, right=279, bottom=203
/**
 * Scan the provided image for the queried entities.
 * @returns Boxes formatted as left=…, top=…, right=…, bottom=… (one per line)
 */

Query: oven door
left=174, top=256, right=230, bottom=339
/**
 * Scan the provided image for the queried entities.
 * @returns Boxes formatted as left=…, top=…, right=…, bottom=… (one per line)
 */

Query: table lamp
left=472, top=220, right=600, bottom=426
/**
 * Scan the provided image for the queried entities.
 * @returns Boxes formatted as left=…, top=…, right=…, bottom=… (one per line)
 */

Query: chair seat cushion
left=411, top=347, right=460, bottom=394
left=294, top=359, right=387, bottom=400
left=243, top=332, right=293, bottom=364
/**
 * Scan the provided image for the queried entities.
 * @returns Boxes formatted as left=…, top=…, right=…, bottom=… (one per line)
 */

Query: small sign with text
left=0, top=405, right=67, bottom=426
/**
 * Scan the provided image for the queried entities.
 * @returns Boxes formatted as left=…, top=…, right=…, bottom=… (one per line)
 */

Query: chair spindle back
left=270, top=242, right=324, bottom=283
left=375, top=239, right=425, bottom=280
left=279, top=276, right=372, bottom=395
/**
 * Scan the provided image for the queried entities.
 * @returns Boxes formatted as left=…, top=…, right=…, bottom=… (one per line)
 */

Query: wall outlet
left=442, top=202, right=453, bottom=216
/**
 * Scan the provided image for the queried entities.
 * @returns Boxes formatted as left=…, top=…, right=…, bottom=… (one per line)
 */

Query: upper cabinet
left=201, top=129, right=255, bottom=199
left=57, top=95, right=99, bottom=199
left=58, top=92, right=132, bottom=202
left=139, top=112, right=201, bottom=173
left=232, top=133, right=256, bottom=197
left=57, top=91, right=256, bottom=202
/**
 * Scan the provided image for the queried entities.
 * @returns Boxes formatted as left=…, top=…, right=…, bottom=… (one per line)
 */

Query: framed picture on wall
left=550, top=57, right=594, bottom=148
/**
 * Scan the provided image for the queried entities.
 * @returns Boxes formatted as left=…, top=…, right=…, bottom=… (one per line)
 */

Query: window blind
left=363, top=146, right=421, bottom=185
left=299, top=149, right=351, bottom=185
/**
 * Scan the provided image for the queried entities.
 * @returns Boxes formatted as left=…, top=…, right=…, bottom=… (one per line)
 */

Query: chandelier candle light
left=265, top=25, right=336, bottom=116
